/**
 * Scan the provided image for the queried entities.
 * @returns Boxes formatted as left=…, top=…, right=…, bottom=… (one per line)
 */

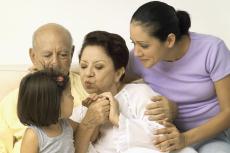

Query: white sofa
left=0, top=64, right=79, bottom=102
left=0, top=65, right=28, bottom=102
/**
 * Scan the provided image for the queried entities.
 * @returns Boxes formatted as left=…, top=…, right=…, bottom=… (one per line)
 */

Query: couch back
left=0, top=65, right=29, bottom=101
left=0, top=64, right=79, bottom=101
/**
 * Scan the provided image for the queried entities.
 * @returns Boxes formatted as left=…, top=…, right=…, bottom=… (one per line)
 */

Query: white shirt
left=71, top=83, right=197, bottom=153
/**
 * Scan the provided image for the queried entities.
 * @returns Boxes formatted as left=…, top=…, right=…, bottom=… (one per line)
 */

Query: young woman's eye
left=141, top=44, right=149, bottom=49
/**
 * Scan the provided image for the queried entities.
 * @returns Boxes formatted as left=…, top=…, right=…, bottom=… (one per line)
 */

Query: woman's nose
left=86, top=67, right=95, bottom=77
left=133, top=46, right=143, bottom=57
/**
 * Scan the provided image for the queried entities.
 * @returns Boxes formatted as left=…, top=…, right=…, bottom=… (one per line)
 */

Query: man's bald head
left=32, top=23, right=73, bottom=49
left=29, top=23, right=74, bottom=75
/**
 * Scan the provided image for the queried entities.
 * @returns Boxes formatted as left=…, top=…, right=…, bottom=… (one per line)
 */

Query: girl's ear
left=115, top=67, right=125, bottom=82
left=165, top=33, right=176, bottom=48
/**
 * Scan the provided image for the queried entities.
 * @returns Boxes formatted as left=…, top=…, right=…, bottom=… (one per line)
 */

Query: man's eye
left=43, top=54, right=51, bottom=58
left=60, top=54, right=68, bottom=57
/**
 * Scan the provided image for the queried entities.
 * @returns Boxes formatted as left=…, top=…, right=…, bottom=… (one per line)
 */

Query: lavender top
left=127, top=32, right=230, bottom=131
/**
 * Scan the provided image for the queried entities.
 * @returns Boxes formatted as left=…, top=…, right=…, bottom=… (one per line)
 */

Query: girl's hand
left=145, top=96, right=177, bottom=122
left=100, top=92, right=120, bottom=126
left=153, top=122, right=186, bottom=152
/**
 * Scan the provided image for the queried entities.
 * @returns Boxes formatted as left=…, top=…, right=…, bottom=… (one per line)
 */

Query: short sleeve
left=206, top=40, right=230, bottom=81
left=125, top=50, right=142, bottom=81
left=70, top=105, right=87, bottom=123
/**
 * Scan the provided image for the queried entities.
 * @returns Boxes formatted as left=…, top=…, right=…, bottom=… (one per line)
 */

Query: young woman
left=127, top=1, right=230, bottom=152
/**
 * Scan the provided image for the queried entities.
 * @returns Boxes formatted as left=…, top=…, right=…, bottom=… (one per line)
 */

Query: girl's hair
left=131, top=1, right=191, bottom=42
left=79, top=31, right=129, bottom=81
left=17, top=69, right=69, bottom=127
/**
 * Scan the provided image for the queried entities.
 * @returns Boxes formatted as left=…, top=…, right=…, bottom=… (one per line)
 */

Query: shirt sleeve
left=125, top=50, right=142, bottom=81
left=113, top=84, right=164, bottom=152
left=70, top=105, right=88, bottom=123
left=114, top=114, right=164, bottom=152
left=206, top=40, right=230, bottom=81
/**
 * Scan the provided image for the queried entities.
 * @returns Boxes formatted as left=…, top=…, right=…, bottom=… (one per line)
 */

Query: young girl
left=17, top=69, right=78, bottom=153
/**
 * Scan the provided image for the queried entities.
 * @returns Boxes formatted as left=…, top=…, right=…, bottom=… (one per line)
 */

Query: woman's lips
left=84, top=81, right=93, bottom=88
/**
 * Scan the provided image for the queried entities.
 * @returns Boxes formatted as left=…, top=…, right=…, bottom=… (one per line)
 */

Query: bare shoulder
left=21, top=128, right=39, bottom=153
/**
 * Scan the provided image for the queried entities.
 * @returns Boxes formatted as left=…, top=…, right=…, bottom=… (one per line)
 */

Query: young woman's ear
left=165, top=33, right=176, bottom=48
left=115, top=67, right=125, bottom=82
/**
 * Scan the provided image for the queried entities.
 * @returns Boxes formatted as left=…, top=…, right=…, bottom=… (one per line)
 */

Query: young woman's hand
left=153, top=122, right=187, bottom=152
left=100, top=92, right=120, bottom=126
left=145, top=96, right=177, bottom=122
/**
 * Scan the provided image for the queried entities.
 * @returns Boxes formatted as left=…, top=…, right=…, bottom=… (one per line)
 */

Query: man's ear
left=71, top=45, right=75, bottom=58
left=115, top=67, right=125, bottom=82
left=29, top=48, right=36, bottom=65
left=165, top=33, right=176, bottom=48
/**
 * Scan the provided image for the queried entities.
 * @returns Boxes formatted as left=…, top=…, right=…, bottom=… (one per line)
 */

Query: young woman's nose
left=133, top=46, right=143, bottom=57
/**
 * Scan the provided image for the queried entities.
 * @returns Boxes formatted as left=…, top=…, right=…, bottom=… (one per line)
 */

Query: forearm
left=90, top=126, right=100, bottom=143
left=183, top=110, right=230, bottom=146
left=74, top=121, right=96, bottom=153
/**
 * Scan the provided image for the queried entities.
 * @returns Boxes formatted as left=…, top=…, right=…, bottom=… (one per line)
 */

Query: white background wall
left=0, top=0, right=229, bottom=65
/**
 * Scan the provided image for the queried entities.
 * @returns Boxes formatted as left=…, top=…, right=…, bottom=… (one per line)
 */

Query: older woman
left=71, top=31, right=196, bottom=153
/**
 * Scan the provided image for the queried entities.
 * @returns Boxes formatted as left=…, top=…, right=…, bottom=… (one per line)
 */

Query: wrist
left=181, top=132, right=189, bottom=148
left=171, top=102, right=178, bottom=121
left=80, top=117, right=98, bottom=130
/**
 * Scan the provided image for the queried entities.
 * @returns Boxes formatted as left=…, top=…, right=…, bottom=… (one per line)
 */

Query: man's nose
left=50, top=54, right=59, bottom=67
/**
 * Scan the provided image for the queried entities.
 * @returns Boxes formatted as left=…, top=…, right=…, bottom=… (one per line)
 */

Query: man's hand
left=145, top=96, right=177, bottom=122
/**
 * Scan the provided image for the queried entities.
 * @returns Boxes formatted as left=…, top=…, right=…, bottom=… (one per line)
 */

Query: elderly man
left=0, top=23, right=88, bottom=153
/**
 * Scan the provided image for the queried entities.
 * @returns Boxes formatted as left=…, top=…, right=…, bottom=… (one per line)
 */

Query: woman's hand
left=82, top=93, right=102, bottom=107
left=145, top=96, right=177, bottom=122
left=82, top=97, right=110, bottom=128
left=100, top=92, right=120, bottom=126
left=153, top=122, right=187, bottom=152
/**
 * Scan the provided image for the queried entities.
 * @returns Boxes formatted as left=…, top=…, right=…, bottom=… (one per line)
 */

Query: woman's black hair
left=79, top=31, right=129, bottom=81
left=17, top=69, right=69, bottom=127
left=131, top=1, right=191, bottom=42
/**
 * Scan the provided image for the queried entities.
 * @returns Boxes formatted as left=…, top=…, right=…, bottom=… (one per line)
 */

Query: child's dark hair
left=131, top=1, right=191, bottom=42
left=17, top=69, right=69, bottom=127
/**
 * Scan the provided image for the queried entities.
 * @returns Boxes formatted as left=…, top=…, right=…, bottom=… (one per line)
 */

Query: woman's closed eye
left=95, top=64, right=104, bottom=70
left=80, top=64, right=87, bottom=69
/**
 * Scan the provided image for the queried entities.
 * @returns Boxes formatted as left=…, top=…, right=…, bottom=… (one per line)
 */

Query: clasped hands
left=82, top=92, right=120, bottom=127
